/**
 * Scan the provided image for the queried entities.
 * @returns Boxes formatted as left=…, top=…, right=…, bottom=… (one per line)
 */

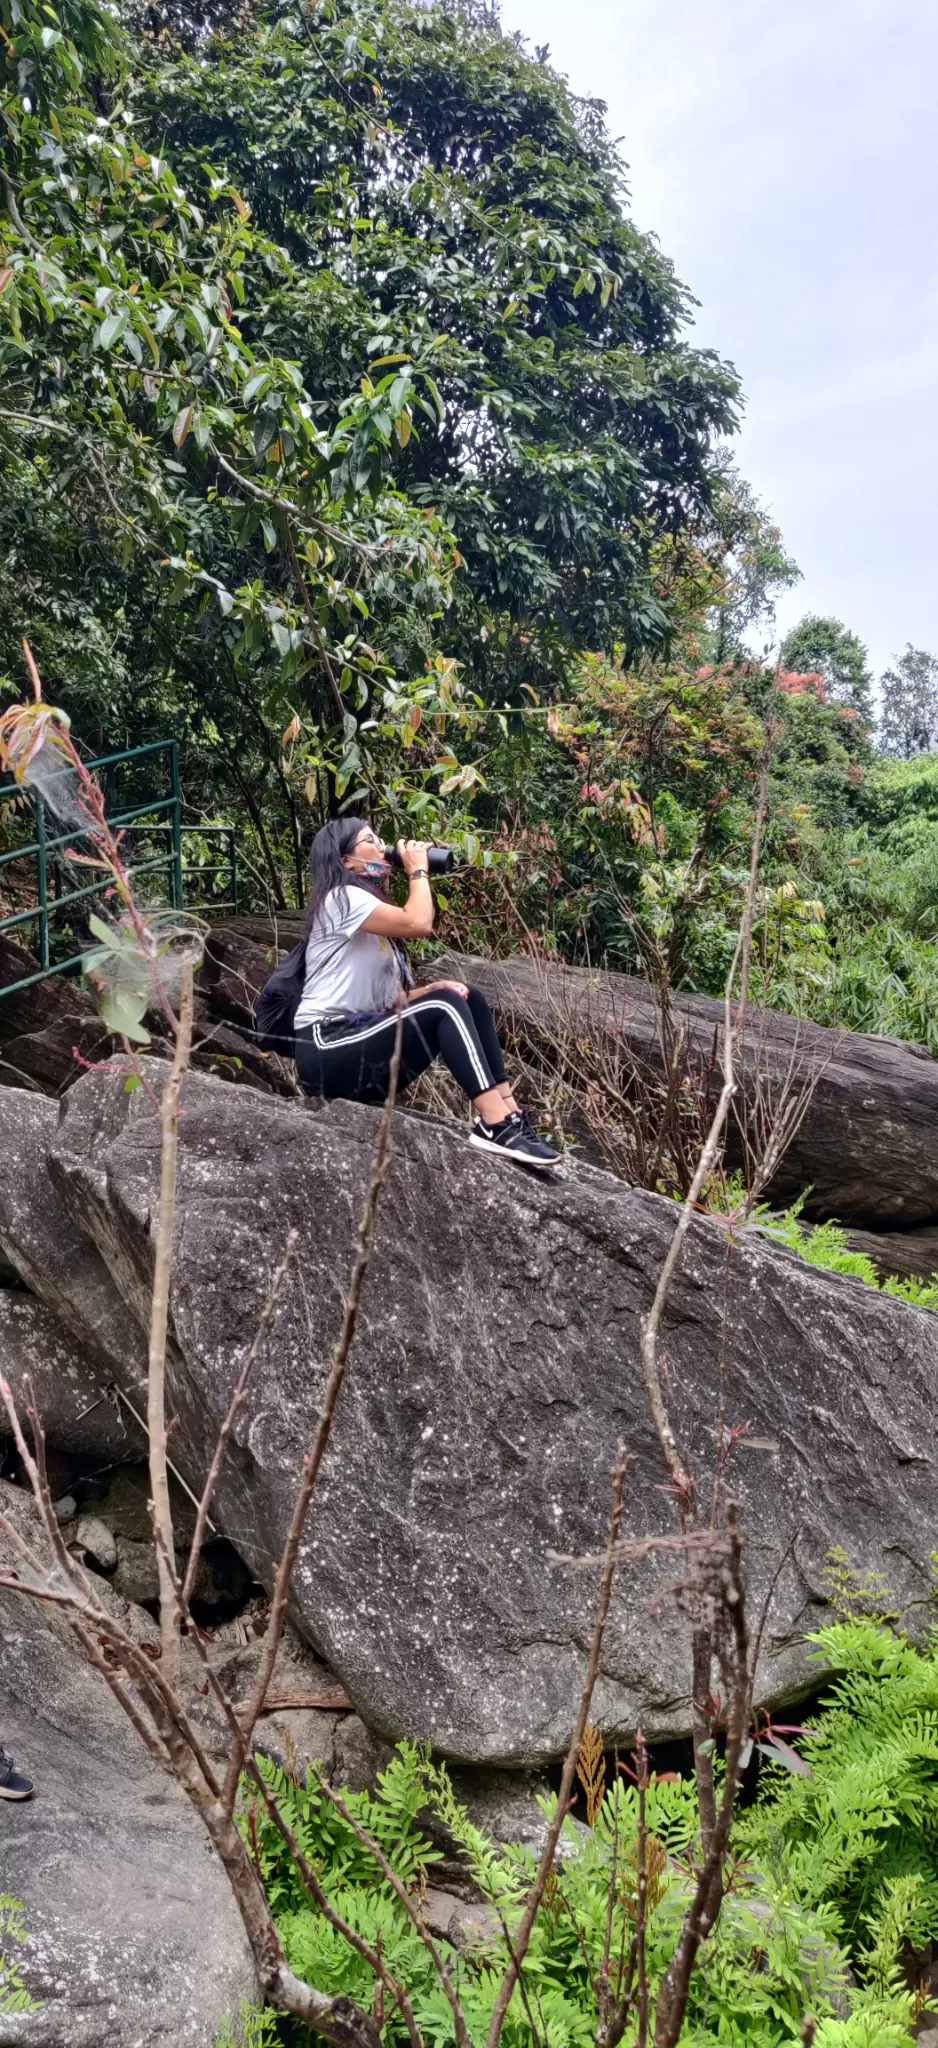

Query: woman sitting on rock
left=293, top=818, right=559, bottom=1170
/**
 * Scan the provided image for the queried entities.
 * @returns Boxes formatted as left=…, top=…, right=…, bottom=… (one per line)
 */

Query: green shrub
left=755, top=1194, right=938, bottom=1311
left=243, top=1716, right=921, bottom=2045
left=738, top=1620, right=938, bottom=2033
left=0, top=1896, right=41, bottom=2017
left=214, top=2003, right=280, bottom=2048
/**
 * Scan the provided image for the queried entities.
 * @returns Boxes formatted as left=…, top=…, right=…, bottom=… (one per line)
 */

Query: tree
left=0, top=0, right=747, bottom=907
left=879, top=645, right=938, bottom=759
left=705, top=463, right=800, bottom=662
left=780, top=614, right=874, bottom=725
left=0, top=0, right=475, bottom=905
left=137, top=0, right=742, bottom=698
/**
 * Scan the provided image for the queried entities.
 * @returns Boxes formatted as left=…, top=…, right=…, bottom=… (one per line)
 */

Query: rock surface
left=432, top=949, right=938, bottom=1229
left=843, top=1223, right=938, bottom=1285
left=2, top=1062, right=931, bottom=1765
left=0, top=1483, right=257, bottom=2045
left=0, top=1091, right=148, bottom=1378
left=0, top=934, right=113, bottom=1096
left=0, top=930, right=293, bottom=1098
left=195, top=920, right=938, bottom=1230
left=180, top=1616, right=352, bottom=1779
left=0, top=1291, right=144, bottom=1463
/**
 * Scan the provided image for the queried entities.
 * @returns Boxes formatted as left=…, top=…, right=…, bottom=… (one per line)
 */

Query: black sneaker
left=0, top=1748, right=34, bottom=1800
left=470, top=1109, right=561, bottom=1171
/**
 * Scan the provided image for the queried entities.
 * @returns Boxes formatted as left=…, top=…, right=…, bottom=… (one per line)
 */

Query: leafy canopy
left=879, top=645, right=938, bottom=759
left=780, top=616, right=874, bottom=728
left=1, top=0, right=742, bottom=922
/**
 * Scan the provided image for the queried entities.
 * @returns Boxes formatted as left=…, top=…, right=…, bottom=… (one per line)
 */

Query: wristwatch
left=408, top=868, right=429, bottom=879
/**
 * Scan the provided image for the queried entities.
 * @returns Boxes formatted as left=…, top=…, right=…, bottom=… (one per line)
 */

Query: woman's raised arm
left=360, top=840, right=434, bottom=939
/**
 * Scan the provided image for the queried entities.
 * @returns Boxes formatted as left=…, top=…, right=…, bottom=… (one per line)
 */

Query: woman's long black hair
left=305, top=817, right=387, bottom=936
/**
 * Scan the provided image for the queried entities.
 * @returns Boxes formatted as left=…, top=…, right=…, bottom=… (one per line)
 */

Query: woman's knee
left=465, top=983, right=493, bottom=1019
left=423, top=988, right=473, bottom=1021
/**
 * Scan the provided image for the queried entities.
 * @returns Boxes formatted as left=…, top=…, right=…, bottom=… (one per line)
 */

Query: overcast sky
left=502, top=0, right=938, bottom=681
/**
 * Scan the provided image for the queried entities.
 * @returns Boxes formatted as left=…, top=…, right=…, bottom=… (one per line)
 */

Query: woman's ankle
left=474, top=1088, right=509, bottom=1125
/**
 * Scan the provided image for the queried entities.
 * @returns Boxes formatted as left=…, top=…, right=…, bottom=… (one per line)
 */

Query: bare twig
left=182, top=1228, right=298, bottom=1608
left=210, top=445, right=379, bottom=560
left=307, top=1765, right=470, bottom=2048
left=276, top=507, right=347, bottom=723
left=634, top=1738, right=650, bottom=2048
left=246, top=1760, right=424, bottom=2048
left=148, top=960, right=194, bottom=1682
left=486, top=1453, right=629, bottom=2048
left=548, top=1527, right=733, bottom=1570
left=111, top=1383, right=215, bottom=1531
left=222, top=1011, right=404, bottom=1809
left=0, top=170, right=37, bottom=248
left=652, top=1510, right=749, bottom=2048
left=637, top=916, right=746, bottom=1506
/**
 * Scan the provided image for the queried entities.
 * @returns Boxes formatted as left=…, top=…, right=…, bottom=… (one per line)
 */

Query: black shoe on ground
left=0, top=1749, right=34, bottom=1800
left=469, top=1109, right=561, bottom=1171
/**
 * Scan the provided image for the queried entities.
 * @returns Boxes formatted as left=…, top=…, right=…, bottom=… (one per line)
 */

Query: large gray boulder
left=0, top=936, right=113, bottom=1097
left=0, top=1091, right=147, bottom=1379
left=0, top=930, right=292, bottom=1099
left=0, top=1483, right=257, bottom=2047
left=196, top=922, right=938, bottom=1231
left=0, top=1292, right=144, bottom=1463
left=13, top=1064, right=935, bottom=1766
left=431, top=949, right=938, bottom=1229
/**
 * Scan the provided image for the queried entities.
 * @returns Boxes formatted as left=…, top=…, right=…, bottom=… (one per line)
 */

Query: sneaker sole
left=0, top=1784, right=34, bottom=1800
left=468, top=1132, right=563, bottom=1173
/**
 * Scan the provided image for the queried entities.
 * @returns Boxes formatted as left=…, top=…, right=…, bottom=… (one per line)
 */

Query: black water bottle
left=386, top=843, right=455, bottom=876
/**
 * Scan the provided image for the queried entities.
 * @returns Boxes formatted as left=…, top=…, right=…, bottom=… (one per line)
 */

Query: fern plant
left=738, top=1618, right=938, bottom=2018
left=214, top=2002, right=280, bottom=2048
left=244, top=1729, right=919, bottom=2046
left=754, top=1192, right=938, bottom=1308
left=0, top=1896, right=41, bottom=2017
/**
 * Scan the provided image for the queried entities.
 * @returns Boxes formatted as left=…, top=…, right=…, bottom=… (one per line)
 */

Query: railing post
left=169, top=742, right=183, bottom=910
left=35, top=794, right=50, bottom=970
left=229, top=826, right=238, bottom=913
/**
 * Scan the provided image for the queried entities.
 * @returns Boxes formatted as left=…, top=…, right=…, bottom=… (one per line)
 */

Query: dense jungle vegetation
left=225, top=1612, right=938, bottom=2048
left=7, top=9, right=938, bottom=2043
left=3, top=0, right=938, bottom=1060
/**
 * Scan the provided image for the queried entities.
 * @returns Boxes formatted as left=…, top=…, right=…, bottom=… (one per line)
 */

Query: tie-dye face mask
left=359, top=857, right=390, bottom=878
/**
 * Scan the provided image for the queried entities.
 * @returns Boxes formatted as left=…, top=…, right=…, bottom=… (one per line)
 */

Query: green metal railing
left=0, top=739, right=237, bottom=999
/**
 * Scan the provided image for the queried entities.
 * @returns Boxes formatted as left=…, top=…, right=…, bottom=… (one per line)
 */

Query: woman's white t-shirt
left=293, top=885, right=403, bottom=1027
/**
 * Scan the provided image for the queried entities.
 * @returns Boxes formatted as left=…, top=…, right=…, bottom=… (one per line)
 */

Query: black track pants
left=294, top=985, right=508, bottom=1105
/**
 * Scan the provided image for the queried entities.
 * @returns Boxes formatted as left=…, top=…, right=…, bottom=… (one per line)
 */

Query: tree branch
left=182, top=1228, right=297, bottom=1608
left=221, top=1013, right=404, bottom=1808
left=276, top=506, right=347, bottom=724
left=148, top=962, right=193, bottom=1682
left=486, top=1453, right=629, bottom=2048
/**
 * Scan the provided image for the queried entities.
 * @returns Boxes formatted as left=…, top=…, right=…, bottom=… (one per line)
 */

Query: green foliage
left=0, top=1895, right=41, bottom=2016
left=780, top=616, right=874, bottom=727
left=244, top=1725, right=918, bottom=2046
left=247, top=1745, right=442, bottom=1917
left=214, top=2002, right=279, bottom=2048
left=1, top=0, right=740, bottom=920
left=754, top=1194, right=938, bottom=1311
left=820, top=1549, right=901, bottom=1628
left=738, top=1620, right=938, bottom=2023
left=141, top=0, right=739, bottom=679
left=756, top=1197, right=882, bottom=1286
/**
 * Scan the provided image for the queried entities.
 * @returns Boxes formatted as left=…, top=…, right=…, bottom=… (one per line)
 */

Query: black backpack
left=253, top=939, right=307, bottom=1054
